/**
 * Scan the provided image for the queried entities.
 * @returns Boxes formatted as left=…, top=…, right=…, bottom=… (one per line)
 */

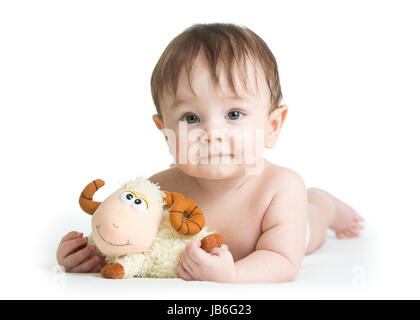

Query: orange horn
left=163, top=191, right=186, bottom=208
left=163, top=191, right=205, bottom=236
left=79, top=179, right=105, bottom=215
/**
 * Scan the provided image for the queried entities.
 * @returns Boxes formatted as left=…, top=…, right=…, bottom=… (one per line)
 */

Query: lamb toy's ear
left=79, top=179, right=105, bottom=215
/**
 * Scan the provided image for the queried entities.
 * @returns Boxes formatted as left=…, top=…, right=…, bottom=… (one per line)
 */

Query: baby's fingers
left=209, top=247, right=225, bottom=257
left=89, top=264, right=103, bottom=273
left=186, top=241, right=208, bottom=265
left=63, top=245, right=95, bottom=270
left=69, top=256, right=101, bottom=273
left=58, top=237, right=88, bottom=261
left=178, top=262, right=194, bottom=281
left=60, top=231, right=83, bottom=244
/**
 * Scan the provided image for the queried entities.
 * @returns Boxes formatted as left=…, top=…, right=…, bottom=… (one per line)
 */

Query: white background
left=0, top=0, right=419, bottom=299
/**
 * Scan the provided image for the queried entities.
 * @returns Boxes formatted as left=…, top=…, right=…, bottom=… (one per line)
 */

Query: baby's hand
left=178, top=241, right=236, bottom=283
left=56, top=231, right=104, bottom=273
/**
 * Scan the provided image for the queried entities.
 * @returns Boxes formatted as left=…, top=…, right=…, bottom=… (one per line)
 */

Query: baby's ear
left=265, top=105, right=288, bottom=148
left=152, top=114, right=164, bottom=130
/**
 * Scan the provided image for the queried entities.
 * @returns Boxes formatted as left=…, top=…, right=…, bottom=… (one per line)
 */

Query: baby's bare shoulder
left=148, top=166, right=186, bottom=191
left=260, top=161, right=307, bottom=226
left=262, top=160, right=306, bottom=193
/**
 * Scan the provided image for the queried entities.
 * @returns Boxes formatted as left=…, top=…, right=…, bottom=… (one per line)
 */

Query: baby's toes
left=336, top=227, right=360, bottom=239
left=336, top=232, right=347, bottom=239
left=343, top=231, right=352, bottom=238
left=354, top=213, right=364, bottom=222
left=355, top=222, right=364, bottom=230
left=348, top=226, right=361, bottom=237
left=349, top=230, right=360, bottom=238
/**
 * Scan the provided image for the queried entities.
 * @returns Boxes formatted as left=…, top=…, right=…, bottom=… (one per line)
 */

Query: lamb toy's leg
left=100, top=263, right=125, bottom=279
left=200, top=234, right=224, bottom=253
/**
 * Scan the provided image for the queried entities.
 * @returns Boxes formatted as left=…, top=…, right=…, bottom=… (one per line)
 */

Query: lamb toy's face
left=91, top=188, right=163, bottom=257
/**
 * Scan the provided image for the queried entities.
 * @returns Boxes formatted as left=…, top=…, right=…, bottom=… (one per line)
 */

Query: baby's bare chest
left=188, top=191, right=273, bottom=261
left=153, top=169, right=278, bottom=261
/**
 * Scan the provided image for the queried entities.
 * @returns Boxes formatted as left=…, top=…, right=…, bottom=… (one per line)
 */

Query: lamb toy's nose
left=112, top=223, right=119, bottom=229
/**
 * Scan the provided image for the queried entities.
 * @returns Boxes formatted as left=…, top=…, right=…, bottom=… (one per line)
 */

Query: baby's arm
left=234, top=173, right=308, bottom=283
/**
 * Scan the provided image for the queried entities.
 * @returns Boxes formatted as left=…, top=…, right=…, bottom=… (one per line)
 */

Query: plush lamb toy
left=79, top=177, right=225, bottom=279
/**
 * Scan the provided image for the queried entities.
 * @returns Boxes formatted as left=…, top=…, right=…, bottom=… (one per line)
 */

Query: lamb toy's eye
left=132, top=197, right=148, bottom=212
left=120, top=191, right=149, bottom=212
left=120, top=191, right=135, bottom=205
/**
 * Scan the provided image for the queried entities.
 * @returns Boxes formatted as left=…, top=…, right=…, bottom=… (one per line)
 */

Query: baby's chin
left=177, top=162, right=247, bottom=180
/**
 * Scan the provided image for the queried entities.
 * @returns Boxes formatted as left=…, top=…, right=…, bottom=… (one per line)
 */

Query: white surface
left=1, top=0, right=419, bottom=299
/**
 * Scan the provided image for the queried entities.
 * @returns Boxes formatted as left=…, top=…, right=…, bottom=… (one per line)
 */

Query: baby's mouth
left=96, top=225, right=131, bottom=247
left=198, top=154, right=234, bottom=161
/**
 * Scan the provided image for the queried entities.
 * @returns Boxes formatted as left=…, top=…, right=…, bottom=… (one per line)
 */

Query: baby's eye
left=226, top=110, right=243, bottom=120
left=181, top=113, right=200, bottom=124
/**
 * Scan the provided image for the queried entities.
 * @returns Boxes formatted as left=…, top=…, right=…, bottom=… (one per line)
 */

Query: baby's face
left=154, top=51, right=284, bottom=179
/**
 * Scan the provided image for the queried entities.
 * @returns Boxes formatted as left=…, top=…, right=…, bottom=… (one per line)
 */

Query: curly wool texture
left=120, top=176, right=166, bottom=209
left=88, top=208, right=227, bottom=278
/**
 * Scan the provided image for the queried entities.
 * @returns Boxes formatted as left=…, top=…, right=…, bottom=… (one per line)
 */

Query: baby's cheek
left=243, top=130, right=265, bottom=161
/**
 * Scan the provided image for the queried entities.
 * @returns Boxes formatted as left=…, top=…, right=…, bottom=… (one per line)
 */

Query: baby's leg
left=305, top=188, right=364, bottom=255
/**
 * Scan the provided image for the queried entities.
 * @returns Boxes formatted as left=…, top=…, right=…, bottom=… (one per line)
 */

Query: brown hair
left=150, top=23, right=282, bottom=116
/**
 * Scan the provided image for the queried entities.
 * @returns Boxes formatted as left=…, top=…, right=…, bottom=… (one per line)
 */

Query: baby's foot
left=329, top=194, right=364, bottom=239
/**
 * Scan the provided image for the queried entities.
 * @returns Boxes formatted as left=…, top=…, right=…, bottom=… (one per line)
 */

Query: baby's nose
left=204, top=135, right=223, bottom=143
left=203, top=129, right=225, bottom=143
left=112, top=223, right=119, bottom=229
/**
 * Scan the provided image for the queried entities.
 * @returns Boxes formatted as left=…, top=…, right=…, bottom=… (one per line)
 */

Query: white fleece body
left=88, top=208, right=227, bottom=278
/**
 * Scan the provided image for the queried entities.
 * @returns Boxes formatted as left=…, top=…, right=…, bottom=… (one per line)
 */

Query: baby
left=56, top=23, right=364, bottom=283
